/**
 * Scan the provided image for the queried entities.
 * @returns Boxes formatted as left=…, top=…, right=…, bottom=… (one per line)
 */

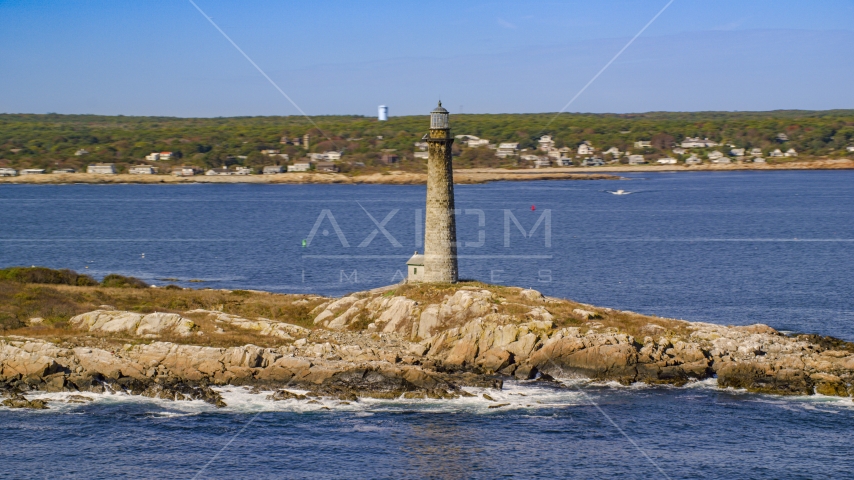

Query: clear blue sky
left=1, top=0, right=853, bottom=117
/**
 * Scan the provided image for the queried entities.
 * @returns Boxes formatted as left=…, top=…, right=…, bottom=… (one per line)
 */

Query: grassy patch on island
left=0, top=267, right=325, bottom=337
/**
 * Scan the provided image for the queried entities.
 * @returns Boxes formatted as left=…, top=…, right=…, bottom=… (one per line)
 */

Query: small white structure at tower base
left=378, top=105, right=388, bottom=121
left=406, top=252, right=425, bottom=282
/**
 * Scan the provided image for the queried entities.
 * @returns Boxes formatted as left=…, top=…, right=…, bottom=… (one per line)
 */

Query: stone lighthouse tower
left=422, top=102, right=459, bottom=283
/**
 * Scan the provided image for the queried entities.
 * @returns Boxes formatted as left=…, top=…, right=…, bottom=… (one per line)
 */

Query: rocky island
left=2, top=268, right=853, bottom=410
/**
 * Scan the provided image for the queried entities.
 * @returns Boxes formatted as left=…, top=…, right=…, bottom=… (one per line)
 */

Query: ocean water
left=1, top=171, right=853, bottom=479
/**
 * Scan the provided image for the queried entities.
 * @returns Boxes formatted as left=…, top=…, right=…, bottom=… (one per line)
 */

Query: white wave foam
left=4, top=378, right=852, bottom=416
left=13, top=390, right=215, bottom=414
left=210, top=382, right=587, bottom=415
left=683, top=378, right=720, bottom=389
left=145, top=411, right=203, bottom=418
left=553, top=376, right=718, bottom=392
left=750, top=392, right=854, bottom=413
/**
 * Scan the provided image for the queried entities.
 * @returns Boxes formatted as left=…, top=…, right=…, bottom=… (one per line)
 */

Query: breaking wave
left=8, top=379, right=852, bottom=416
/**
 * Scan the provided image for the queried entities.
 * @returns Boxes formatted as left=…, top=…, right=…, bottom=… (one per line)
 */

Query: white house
left=750, top=148, right=763, bottom=157
left=413, top=141, right=428, bottom=151
left=672, top=147, right=686, bottom=155
left=770, top=149, right=784, bottom=157
left=707, top=151, right=724, bottom=161
left=145, top=153, right=160, bottom=161
left=74, top=149, right=89, bottom=156
left=455, top=135, right=488, bottom=148
left=711, top=157, right=732, bottom=164
left=847, top=146, right=854, bottom=152
left=20, top=168, right=46, bottom=175
left=414, top=151, right=429, bottom=159
left=260, top=149, right=280, bottom=155
left=538, top=135, right=555, bottom=152
left=685, top=154, right=702, bottom=165
left=159, top=152, right=173, bottom=160
left=207, top=166, right=250, bottom=175
left=87, top=164, right=116, bottom=174
left=604, top=147, right=621, bottom=157
left=753, top=157, right=766, bottom=163
left=323, top=151, right=342, bottom=161
left=52, top=168, right=75, bottom=174
left=206, top=167, right=232, bottom=176
left=496, top=143, right=519, bottom=158
left=520, top=154, right=542, bottom=162
left=534, top=158, right=552, bottom=168
left=0, top=168, right=17, bottom=177
left=547, top=150, right=562, bottom=160
left=171, top=166, right=199, bottom=176
left=785, top=148, right=798, bottom=157
left=263, top=166, right=284, bottom=174
left=577, top=141, right=595, bottom=155
left=627, top=154, right=647, bottom=165
left=656, top=157, right=677, bottom=165
left=681, top=137, right=719, bottom=148
left=287, top=163, right=311, bottom=172
left=406, top=252, right=425, bottom=282
left=730, top=148, right=745, bottom=157
left=557, top=158, right=573, bottom=166
left=776, top=133, right=790, bottom=141
left=308, top=152, right=342, bottom=162
left=129, top=165, right=157, bottom=174
left=581, top=157, right=604, bottom=167
left=633, top=140, right=651, bottom=149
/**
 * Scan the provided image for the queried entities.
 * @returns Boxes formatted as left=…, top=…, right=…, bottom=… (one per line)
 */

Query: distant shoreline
left=0, top=170, right=621, bottom=185
left=0, top=159, right=851, bottom=185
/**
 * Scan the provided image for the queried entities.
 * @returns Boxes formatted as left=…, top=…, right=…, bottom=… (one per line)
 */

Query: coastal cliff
left=2, top=281, right=854, bottom=409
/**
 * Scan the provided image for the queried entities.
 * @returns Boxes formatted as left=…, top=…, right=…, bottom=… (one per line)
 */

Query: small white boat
left=607, top=189, right=632, bottom=195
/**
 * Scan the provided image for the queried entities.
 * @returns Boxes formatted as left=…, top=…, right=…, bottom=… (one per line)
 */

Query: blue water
left=2, top=171, right=853, bottom=339
left=1, top=171, right=853, bottom=479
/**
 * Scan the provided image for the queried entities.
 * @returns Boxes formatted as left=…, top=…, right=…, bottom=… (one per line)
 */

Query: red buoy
left=531, top=205, right=536, bottom=211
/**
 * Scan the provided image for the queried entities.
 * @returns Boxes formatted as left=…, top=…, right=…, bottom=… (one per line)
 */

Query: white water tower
left=378, top=105, right=388, bottom=121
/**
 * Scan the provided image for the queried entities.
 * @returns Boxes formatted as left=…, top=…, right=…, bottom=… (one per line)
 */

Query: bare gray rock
left=70, top=310, right=195, bottom=337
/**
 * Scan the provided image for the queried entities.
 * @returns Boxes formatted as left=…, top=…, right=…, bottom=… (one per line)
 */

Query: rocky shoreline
left=3, top=283, right=854, bottom=409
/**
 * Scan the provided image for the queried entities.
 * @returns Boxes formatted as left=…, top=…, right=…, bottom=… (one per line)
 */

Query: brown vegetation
left=0, top=275, right=325, bottom=347
left=1, top=268, right=692, bottom=352
left=0, top=266, right=98, bottom=286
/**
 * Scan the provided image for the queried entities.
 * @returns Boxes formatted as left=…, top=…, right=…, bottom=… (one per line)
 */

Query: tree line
left=1, top=110, right=852, bottom=172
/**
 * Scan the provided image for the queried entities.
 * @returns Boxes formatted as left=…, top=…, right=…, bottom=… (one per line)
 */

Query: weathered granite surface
left=3, top=286, right=854, bottom=408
